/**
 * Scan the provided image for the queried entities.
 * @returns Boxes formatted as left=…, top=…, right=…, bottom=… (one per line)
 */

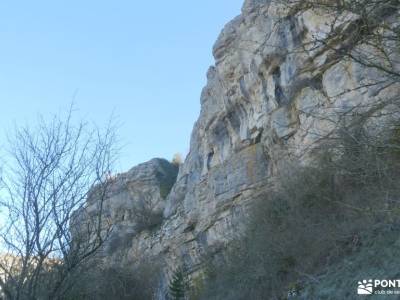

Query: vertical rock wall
left=76, top=0, right=400, bottom=297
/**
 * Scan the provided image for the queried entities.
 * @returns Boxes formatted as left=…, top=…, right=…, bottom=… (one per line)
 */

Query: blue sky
left=0, top=1, right=243, bottom=172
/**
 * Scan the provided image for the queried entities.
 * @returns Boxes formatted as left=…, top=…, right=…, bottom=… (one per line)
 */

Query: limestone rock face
left=83, top=158, right=178, bottom=262
left=75, top=0, right=399, bottom=297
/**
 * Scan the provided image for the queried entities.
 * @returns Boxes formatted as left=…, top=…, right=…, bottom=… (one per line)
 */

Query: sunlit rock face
left=79, top=158, right=178, bottom=263
left=76, top=0, right=399, bottom=297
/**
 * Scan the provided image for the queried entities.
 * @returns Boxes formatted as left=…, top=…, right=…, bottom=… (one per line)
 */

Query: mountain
left=74, top=0, right=400, bottom=298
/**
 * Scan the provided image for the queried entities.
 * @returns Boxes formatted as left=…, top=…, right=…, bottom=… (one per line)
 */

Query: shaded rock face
left=83, top=158, right=178, bottom=262
left=77, top=0, right=399, bottom=296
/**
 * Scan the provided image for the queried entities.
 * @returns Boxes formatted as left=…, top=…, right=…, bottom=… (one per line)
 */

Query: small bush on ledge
left=132, top=194, right=164, bottom=233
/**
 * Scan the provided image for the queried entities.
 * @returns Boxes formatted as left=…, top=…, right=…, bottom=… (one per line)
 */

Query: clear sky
left=0, top=1, right=243, bottom=172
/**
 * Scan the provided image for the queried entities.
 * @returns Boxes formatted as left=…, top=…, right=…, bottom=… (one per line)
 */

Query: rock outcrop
left=80, top=158, right=178, bottom=265
left=75, top=0, right=400, bottom=297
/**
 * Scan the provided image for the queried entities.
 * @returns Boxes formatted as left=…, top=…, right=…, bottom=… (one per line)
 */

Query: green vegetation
left=168, top=268, right=187, bottom=300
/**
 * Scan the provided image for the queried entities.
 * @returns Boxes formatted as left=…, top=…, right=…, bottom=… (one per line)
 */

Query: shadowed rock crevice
left=155, top=159, right=179, bottom=199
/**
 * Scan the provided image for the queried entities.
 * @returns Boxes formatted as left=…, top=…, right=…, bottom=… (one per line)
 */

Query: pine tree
left=168, top=267, right=186, bottom=300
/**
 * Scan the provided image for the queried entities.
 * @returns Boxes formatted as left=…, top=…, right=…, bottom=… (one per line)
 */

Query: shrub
left=133, top=202, right=164, bottom=233
left=200, top=123, right=400, bottom=299
left=131, top=193, right=164, bottom=233
left=171, top=153, right=184, bottom=166
left=62, top=259, right=161, bottom=300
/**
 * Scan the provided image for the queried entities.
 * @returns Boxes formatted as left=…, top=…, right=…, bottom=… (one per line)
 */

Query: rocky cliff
left=78, top=0, right=399, bottom=297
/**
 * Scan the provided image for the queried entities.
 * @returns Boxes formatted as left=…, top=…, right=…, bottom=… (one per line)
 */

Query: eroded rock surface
left=82, top=158, right=178, bottom=263
left=75, top=0, right=400, bottom=297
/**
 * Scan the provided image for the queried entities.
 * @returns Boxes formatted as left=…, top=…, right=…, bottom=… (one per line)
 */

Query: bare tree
left=273, top=0, right=400, bottom=96
left=277, top=0, right=399, bottom=74
left=131, top=191, right=163, bottom=233
left=0, top=108, right=118, bottom=300
left=198, top=4, right=400, bottom=298
left=261, top=0, right=400, bottom=159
